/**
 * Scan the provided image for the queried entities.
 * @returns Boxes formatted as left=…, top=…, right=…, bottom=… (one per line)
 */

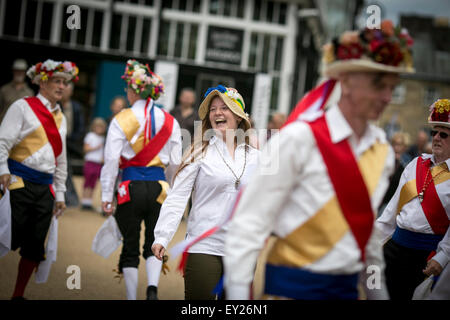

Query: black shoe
left=146, top=285, right=158, bottom=300
left=81, top=205, right=94, bottom=211
left=11, top=296, right=26, bottom=301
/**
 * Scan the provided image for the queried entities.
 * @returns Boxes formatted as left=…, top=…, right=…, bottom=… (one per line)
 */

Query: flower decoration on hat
left=122, top=59, right=164, bottom=101
left=428, top=99, right=450, bottom=125
left=26, top=59, right=79, bottom=84
left=322, top=20, right=414, bottom=70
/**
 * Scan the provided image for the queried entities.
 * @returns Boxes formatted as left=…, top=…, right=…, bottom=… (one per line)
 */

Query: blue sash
left=392, top=226, right=443, bottom=251
left=122, top=166, right=165, bottom=182
left=264, top=264, right=359, bottom=300
left=7, top=158, right=53, bottom=185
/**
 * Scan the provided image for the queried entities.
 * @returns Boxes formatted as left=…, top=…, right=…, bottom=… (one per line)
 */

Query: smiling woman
left=151, top=85, right=260, bottom=300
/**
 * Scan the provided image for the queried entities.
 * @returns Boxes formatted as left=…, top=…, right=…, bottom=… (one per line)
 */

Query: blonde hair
left=90, top=117, right=107, bottom=133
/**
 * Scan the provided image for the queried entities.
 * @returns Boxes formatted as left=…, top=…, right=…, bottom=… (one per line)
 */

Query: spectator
left=108, top=96, right=127, bottom=125
left=379, top=132, right=410, bottom=215
left=81, top=117, right=107, bottom=211
left=0, top=59, right=34, bottom=123
left=266, top=112, right=286, bottom=140
left=60, top=82, right=85, bottom=207
left=170, top=88, right=198, bottom=150
left=404, top=129, right=429, bottom=164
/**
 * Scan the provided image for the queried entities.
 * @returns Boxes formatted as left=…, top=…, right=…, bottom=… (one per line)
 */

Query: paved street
left=0, top=176, right=269, bottom=300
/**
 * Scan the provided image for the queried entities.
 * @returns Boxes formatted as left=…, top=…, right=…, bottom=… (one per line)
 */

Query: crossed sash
left=115, top=103, right=174, bottom=204
left=8, top=97, right=63, bottom=193
left=268, top=116, right=389, bottom=267
left=396, top=157, right=449, bottom=235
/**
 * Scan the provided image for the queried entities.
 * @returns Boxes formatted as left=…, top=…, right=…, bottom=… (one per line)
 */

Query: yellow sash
left=9, top=110, right=63, bottom=163
left=396, top=163, right=450, bottom=214
left=8, top=110, right=63, bottom=191
left=115, top=109, right=168, bottom=204
left=267, top=142, right=389, bottom=267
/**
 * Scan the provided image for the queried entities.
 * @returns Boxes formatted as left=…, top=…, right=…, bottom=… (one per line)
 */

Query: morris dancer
left=100, top=60, right=182, bottom=300
left=224, top=20, right=415, bottom=300
left=377, top=99, right=450, bottom=300
left=0, top=59, right=78, bottom=299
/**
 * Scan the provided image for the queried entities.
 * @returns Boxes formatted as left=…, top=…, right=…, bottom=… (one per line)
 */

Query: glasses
left=431, top=130, right=449, bottom=139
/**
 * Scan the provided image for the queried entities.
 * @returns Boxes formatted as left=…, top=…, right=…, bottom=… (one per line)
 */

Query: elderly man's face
left=431, top=126, right=450, bottom=162
left=340, top=72, right=399, bottom=121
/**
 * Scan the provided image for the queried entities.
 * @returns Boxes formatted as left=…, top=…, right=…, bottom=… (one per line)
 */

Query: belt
left=7, top=158, right=53, bottom=185
left=122, top=166, right=165, bottom=182
left=392, top=226, right=443, bottom=251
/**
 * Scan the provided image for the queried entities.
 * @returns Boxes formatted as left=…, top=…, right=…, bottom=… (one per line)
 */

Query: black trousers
left=184, top=253, right=224, bottom=300
left=384, top=238, right=432, bottom=300
left=115, top=180, right=161, bottom=271
left=10, top=180, right=54, bottom=262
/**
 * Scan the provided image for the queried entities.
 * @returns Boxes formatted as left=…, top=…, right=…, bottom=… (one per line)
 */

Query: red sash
left=308, top=116, right=374, bottom=262
left=416, top=157, right=449, bottom=235
left=24, top=97, right=63, bottom=159
left=120, top=109, right=174, bottom=168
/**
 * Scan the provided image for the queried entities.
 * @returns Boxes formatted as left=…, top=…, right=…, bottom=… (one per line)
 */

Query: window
left=391, top=84, right=406, bottom=105
left=423, top=86, right=440, bottom=107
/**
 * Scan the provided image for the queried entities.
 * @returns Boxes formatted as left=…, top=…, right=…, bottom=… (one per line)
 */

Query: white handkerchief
left=92, top=216, right=123, bottom=258
left=0, top=188, right=11, bottom=258
left=35, top=216, right=58, bottom=283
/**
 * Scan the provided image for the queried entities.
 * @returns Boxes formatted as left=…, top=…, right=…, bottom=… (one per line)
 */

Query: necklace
left=418, top=165, right=447, bottom=203
left=214, top=143, right=247, bottom=189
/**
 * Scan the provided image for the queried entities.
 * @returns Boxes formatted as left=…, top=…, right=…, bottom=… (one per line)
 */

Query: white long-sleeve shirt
left=377, top=154, right=450, bottom=268
left=224, top=104, right=395, bottom=299
left=100, top=99, right=182, bottom=202
left=0, top=93, right=67, bottom=201
left=153, top=136, right=260, bottom=256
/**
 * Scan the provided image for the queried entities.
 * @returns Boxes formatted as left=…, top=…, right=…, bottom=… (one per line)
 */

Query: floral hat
left=198, top=85, right=251, bottom=130
left=122, top=59, right=164, bottom=101
left=26, top=59, right=79, bottom=84
left=428, top=99, right=450, bottom=128
left=322, top=20, right=415, bottom=79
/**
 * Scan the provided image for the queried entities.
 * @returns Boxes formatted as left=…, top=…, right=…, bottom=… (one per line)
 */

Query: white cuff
left=225, top=282, right=251, bottom=300
left=153, top=237, right=169, bottom=250
left=102, top=192, right=114, bottom=203
left=55, top=192, right=65, bottom=202
left=432, top=251, right=449, bottom=269
left=0, top=163, right=10, bottom=176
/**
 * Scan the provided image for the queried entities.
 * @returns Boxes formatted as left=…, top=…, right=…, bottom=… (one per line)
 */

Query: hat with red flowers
left=26, top=59, right=79, bottom=84
left=428, top=99, right=450, bottom=128
left=322, top=20, right=415, bottom=79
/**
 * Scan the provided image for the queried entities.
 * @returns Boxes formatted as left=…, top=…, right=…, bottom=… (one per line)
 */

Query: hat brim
left=429, top=121, right=450, bottom=129
left=198, top=90, right=251, bottom=129
left=32, top=72, right=74, bottom=84
left=324, top=59, right=415, bottom=79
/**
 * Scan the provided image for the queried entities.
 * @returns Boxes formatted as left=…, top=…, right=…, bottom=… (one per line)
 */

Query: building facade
left=0, top=0, right=333, bottom=130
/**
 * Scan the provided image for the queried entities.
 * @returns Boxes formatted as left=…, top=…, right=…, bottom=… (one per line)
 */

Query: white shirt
left=84, top=132, right=104, bottom=163
left=377, top=154, right=450, bottom=269
left=224, top=104, right=395, bottom=299
left=153, top=136, right=260, bottom=256
left=0, top=93, right=67, bottom=201
left=100, top=99, right=182, bottom=202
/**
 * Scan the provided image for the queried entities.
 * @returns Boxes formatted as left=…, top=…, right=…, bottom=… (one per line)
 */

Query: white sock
left=146, top=256, right=162, bottom=287
left=122, top=267, right=138, bottom=300
left=82, top=199, right=92, bottom=206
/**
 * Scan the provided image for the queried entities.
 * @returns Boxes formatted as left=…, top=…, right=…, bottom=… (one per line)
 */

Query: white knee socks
left=122, top=267, right=138, bottom=300
left=146, top=256, right=162, bottom=287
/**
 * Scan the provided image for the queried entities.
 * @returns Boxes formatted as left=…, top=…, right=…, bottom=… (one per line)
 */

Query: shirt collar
left=325, top=104, right=353, bottom=144
left=208, top=134, right=248, bottom=150
left=422, top=153, right=450, bottom=168
left=37, top=93, right=60, bottom=113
